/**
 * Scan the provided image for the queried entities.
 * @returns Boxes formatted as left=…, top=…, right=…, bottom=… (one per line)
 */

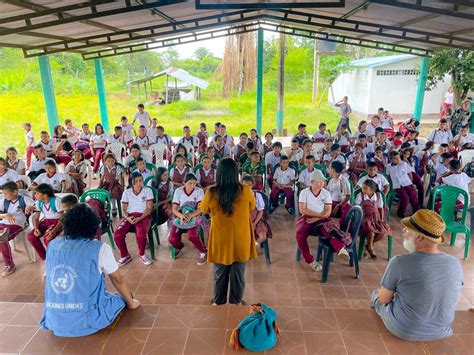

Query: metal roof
left=0, top=1, right=472, bottom=60
left=350, top=54, right=417, bottom=67
left=127, top=67, right=210, bottom=89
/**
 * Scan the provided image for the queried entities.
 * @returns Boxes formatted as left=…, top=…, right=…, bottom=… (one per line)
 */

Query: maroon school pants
left=295, top=215, right=345, bottom=264
left=27, top=219, right=60, bottom=260
left=411, top=173, right=425, bottom=207
left=270, top=186, right=294, bottom=209
left=92, top=148, right=105, bottom=173
left=168, top=224, right=206, bottom=253
left=0, top=224, right=24, bottom=267
left=113, top=213, right=151, bottom=258
left=395, top=185, right=420, bottom=218
left=26, top=146, right=35, bottom=169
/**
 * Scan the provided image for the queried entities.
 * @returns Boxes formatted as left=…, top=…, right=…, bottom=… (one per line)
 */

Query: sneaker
left=338, top=247, right=350, bottom=260
left=197, top=252, right=207, bottom=265
left=0, top=228, right=10, bottom=242
left=117, top=255, right=132, bottom=267
left=140, top=255, right=153, bottom=266
left=1, top=265, right=16, bottom=277
left=309, top=260, right=322, bottom=272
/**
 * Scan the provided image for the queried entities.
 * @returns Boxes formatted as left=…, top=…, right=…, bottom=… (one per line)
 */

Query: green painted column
left=94, top=59, right=110, bottom=133
left=38, top=55, right=59, bottom=134
left=256, top=28, right=264, bottom=135
left=413, top=57, right=430, bottom=123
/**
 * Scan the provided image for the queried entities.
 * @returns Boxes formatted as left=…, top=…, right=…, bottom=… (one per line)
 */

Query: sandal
left=365, top=245, right=377, bottom=260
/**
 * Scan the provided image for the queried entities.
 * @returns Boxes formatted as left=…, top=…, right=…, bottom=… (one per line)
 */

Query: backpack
left=38, top=196, right=58, bottom=213
left=3, top=195, right=26, bottom=214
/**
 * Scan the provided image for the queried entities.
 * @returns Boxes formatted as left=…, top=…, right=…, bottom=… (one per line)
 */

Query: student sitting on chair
left=242, top=151, right=266, bottom=191
left=327, top=161, right=351, bottom=218
left=65, top=150, right=87, bottom=197
left=436, top=159, right=471, bottom=210
left=131, top=157, right=153, bottom=185
left=170, top=154, right=192, bottom=188
left=371, top=146, right=388, bottom=173
left=233, top=132, right=248, bottom=163
left=264, top=142, right=283, bottom=188
left=238, top=142, right=255, bottom=167
left=269, top=156, right=295, bottom=215
left=454, top=125, right=473, bottom=150
left=356, top=162, right=390, bottom=196
left=133, top=125, right=152, bottom=151
left=298, top=155, right=316, bottom=190
left=288, top=138, right=304, bottom=170
left=242, top=176, right=272, bottom=245
left=259, top=132, right=274, bottom=157
left=150, top=167, right=173, bottom=227
left=29, top=160, right=66, bottom=193
left=427, top=118, right=453, bottom=144
left=196, top=156, right=216, bottom=191
left=312, top=122, right=330, bottom=143
left=347, top=143, right=367, bottom=184
left=323, top=143, right=346, bottom=169
left=98, top=153, right=124, bottom=217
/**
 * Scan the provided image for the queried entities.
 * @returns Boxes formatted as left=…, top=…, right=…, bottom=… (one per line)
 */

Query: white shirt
left=334, top=132, right=351, bottom=146
left=79, top=131, right=91, bottom=141
left=213, top=144, right=231, bottom=156
left=434, top=161, right=449, bottom=181
left=121, top=124, right=134, bottom=142
left=98, top=242, right=118, bottom=275
left=124, top=154, right=151, bottom=168
left=107, top=135, right=124, bottom=144
left=288, top=148, right=304, bottom=163
left=298, top=168, right=315, bottom=188
left=385, top=162, right=412, bottom=188
left=427, top=129, right=453, bottom=144
left=366, top=124, right=378, bottom=137
left=299, top=188, right=332, bottom=213
left=273, top=167, right=296, bottom=185
left=259, top=142, right=273, bottom=155
left=64, top=126, right=80, bottom=145
left=91, top=134, right=108, bottom=149
left=0, top=169, right=19, bottom=186
left=327, top=176, right=351, bottom=202
left=134, top=111, right=151, bottom=127
left=30, top=157, right=55, bottom=172
left=323, top=154, right=346, bottom=167
left=25, top=131, right=35, bottom=147
left=40, top=140, right=56, bottom=153
left=381, top=117, right=393, bottom=129
left=264, top=151, right=281, bottom=169
left=36, top=197, right=63, bottom=220
left=172, top=186, right=204, bottom=206
left=7, top=159, right=26, bottom=174
left=441, top=172, right=471, bottom=204
left=99, top=165, right=122, bottom=179
left=352, top=130, right=368, bottom=140
left=156, top=134, right=173, bottom=146
left=0, top=195, right=34, bottom=227
left=148, top=127, right=157, bottom=142
left=444, top=91, right=454, bottom=105
left=357, top=173, right=389, bottom=192
left=134, top=135, right=152, bottom=150
left=65, top=161, right=87, bottom=177
left=178, top=136, right=199, bottom=148
left=34, top=172, right=66, bottom=192
left=254, top=192, right=265, bottom=211
left=355, top=192, right=384, bottom=208
left=368, top=141, right=392, bottom=154
left=136, top=168, right=153, bottom=182
left=312, top=131, right=330, bottom=141
left=454, top=133, right=474, bottom=147
left=122, top=187, right=154, bottom=214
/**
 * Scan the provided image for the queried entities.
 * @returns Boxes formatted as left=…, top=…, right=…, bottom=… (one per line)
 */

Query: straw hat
left=401, top=209, right=446, bottom=244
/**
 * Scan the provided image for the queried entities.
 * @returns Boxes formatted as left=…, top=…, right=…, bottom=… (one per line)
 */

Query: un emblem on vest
left=50, top=264, right=77, bottom=295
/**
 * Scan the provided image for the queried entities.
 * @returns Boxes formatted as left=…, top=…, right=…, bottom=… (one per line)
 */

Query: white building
left=329, top=54, right=450, bottom=118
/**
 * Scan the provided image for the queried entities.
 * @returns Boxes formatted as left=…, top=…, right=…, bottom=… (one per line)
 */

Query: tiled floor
left=0, top=206, right=473, bottom=354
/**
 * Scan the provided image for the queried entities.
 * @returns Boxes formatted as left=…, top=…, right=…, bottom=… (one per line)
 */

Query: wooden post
left=312, top=41, right=320, bottom=102
left=276, top=33, right=285, bottom=136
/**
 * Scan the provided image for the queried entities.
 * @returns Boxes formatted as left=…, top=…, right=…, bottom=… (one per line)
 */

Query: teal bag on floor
left=229, top=303, right=280, bottom=352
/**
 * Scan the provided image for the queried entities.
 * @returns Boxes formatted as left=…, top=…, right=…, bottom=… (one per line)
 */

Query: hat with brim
left=310, top=170, right=326, bottom=182
left=401, top=209, right=446, bottom=244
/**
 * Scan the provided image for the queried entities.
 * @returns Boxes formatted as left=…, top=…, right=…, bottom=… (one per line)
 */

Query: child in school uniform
left=433, top=152, right=453, bottom=184
left=173, top=144, right=192, bottom=165
left=454, top=125, right=474, bottom=150
left=0, top=182, right=34, bottom=276
left=178, top=125, right=199, bottom=152
left=107, top=126, right=126, bottom=145
left=323, top=143, right=346, bottom=169
left=5, top=148, right=26, bottom=188
left=30, top=160, right=66, bottom=193
left=264, top=142, right=282, bottom=188
left=120, top=116, right=135, bottom=148
left=197, top=122, right=210, bottom=154
left=98, top=153, right=124, bottom=217
left=238, top=142, right=255, bottom=167
left=233, top=132, right=249, bottom=162
left=242, top=175, right=272, bottom=244
left=269, top=156, right=296, bottom=215
left=23, top=122, right=35, bottom=169
left=385, top=151, right=420, bottom=218
left=427, top=118, right=454, bottom=144
left=327, top=161, right=351, bottom=218
left=398, top=117, right=419, bottom=138
left=366, top=115, right=381, bottom=141
left=312, top=122, right=330, bottom=143
left=298, top=155, right=316, bottom=190
left=28, top=145, right=55, bottom=180
left=213, top=135, right=231, bottom=158
left=132, top=103, right=151, bottom=128
left=437, top=159, right=471, bottom=210
left=357, top=161, right=390, bottom=196
left=148, top=118, right=158, bottom=142
left=242, top=151, right=266, bottom=191
left=259, top=132, right=274, bottom=157
left=288, top=138, right=304, bottom=170
left=333, top=124, right=351, bottom=153
left=0, top=157, right=21, bottom=188
left=170, top=154, right=192, bottom=188
left=124, top=144, right=152, bottom=172
left=156, top=125, right=174, bottom=152
left=134, top=125, right=152, bottom=150
left=76, top=123, right=93, bottom=158
left=372, top=146, right=388, bottom=173
left=27, top=183, right=63, bottom=261
left=301, top=139, right=313, bottom=164
left=150, top=167, right=173, bottom=226
left=195, top=156, right=216, bottom=190
left=416, top=141, right=435, bottom=178
left=249, top=129, right=262, bottom=152
left=65, top=150, right=87, bottom=196
left=356, top=179, right=392, bottom=260
left=114, top=172, right=154, bottom=267
left=353, top=120, right=368, bottom=140
left=132, top=157, right=154, bottom=184
left=168, top=173, right=207, bottom=265
left=294, top=123, right=310, bottom=147
left=381, top=110, right=395, bottom=138
left=347, top=143, right=367, bottom=184
left=89, top=123, right=108, bottom=175
left=401, top=147, right=425, bottom=207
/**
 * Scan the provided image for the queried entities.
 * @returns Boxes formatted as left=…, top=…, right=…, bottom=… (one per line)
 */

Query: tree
left=426, top=49, right=473, bottom=106
left=193, top=47, right=212, bottom=61
left=161, top=48, right=179, bottom=68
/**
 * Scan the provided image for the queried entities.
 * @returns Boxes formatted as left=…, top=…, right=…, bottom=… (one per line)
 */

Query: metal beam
left=0, top=0, right=186, bottom=36
left=368, top=0, right=474, bottom=20
left=195, top=0, right=345, bottom=9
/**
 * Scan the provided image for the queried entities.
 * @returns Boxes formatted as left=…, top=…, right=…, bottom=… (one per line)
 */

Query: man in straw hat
left=370, top=209, right=463, bottom=341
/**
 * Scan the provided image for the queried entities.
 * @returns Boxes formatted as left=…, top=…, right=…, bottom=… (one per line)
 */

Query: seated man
left=371, top=209, right=463, bottom=341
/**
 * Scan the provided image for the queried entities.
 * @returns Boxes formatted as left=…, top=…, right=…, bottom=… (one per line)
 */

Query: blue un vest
left=40, top=238, right=125, bottom=337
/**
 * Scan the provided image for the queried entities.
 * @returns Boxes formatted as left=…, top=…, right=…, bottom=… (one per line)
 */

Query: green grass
left=0, top=90, right=340, bottom=154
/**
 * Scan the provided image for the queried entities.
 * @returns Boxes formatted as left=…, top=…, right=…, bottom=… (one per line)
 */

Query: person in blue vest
left=41, top=203, right=141, bottom=337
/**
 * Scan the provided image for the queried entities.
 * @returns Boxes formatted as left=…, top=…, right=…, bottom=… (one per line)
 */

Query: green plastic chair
left=147, top=185, right=161, bottom=260
left=193, top=163, right=217, bottom=173
left=354, top=188, right=393, bottom=260
left=314, top=163, right=328, bottom=178
left=430, top=185, right=470, bottom=260
left=79, top=189, right=116, bottom=249
left=113, top=163, right=126, bottom=219
left=167, top=163, right=193, bottom=174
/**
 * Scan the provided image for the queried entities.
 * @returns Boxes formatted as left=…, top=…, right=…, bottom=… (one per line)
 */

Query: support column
left=38, top=55, right=59, bottom=134
left=276, top=33, right=285, bottom=136
left=413, top=57, right=430, bottom=123
left=94, top=59, right=110, bottom=133
left=256, top=28, right=264, bottom=135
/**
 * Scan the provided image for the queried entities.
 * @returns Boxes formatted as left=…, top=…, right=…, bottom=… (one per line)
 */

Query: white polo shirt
left=298, top=168, right=315, bottom=188
left=427, top=129, right=453, bottom=144
left=299, top=187, right=332, bottom=213
left=273, top=167, right=296, bottom=185
left=134, top=111, right=151, bottom=127
left=288, top=148, right=303, bottom=163
left=25, top=131, right=35, bottom=147
left=40, top=140, right=56, bottom=153
left=64, top=126, right=80, bottom=145
left=172, top=186, right=204, bottom=206
left=357, top=173, right=389, bottom=192
left=327, top=176, right=351, bottom=202
left=0, top=195, right=34, bottom=227
left=90, top=134, right=108, bottom=149
left=36, top=197, right=63, bottom=220
left=441, top=172, right=471, bottom=204
left=30, top=157, right=55, bottom=172
left=454, top=133, right=474, bottom=147
left=178, top=136, right=199, bottom=148
left=7, top=159, right=26, bottom=175
left=334, top=132, right=351, bottom=146
left=134, top=135, right=152, bottom=150
left=34, top=172, right=66, bottom=192
left=265, top=151, right=281, bottom=169
left=385, top=162, right=412, bottom=188
left=122, top=187, right=154, bottom=214
left=254, top=192, right=265, bottom=211
left=79, top=131, right=91, bottom=141
left=0, top=169, right=19, bottom=186
left=355, top=192, right=383, bottom=208
left=312, top=131, right=330, bottom=141
left=120, top=124, right=134, bottom=142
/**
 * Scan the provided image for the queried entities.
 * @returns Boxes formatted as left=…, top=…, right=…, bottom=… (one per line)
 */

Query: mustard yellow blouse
left=200, top=184, right=257, bottom=265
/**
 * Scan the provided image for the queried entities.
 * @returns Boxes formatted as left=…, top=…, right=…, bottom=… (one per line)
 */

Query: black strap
left=409, top=217, right=442, bottom=239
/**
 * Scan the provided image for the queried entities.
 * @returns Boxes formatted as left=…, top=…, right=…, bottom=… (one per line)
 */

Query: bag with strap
left=229, top=303, right=280, bottom=352
left=3, top=195, right=26, bottom=214
left=38, top=196, right=58, bottom=213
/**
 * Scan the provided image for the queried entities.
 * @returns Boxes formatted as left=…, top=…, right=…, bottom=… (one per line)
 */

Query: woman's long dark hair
left=210, top=158, right=242, bottom=216
left=152, top=167, right=168, bottom=189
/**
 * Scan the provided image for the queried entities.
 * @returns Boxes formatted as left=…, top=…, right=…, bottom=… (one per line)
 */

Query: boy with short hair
left=434, top=152, right=453, bottom=183
left=133, top=157, right=153, bottom=184
left=134, top=125, right=152, bottom=150
left=294, top=123, right=310, bottom=146
left=270, top=156, right=295, bottom=215
left=265, top=142, right=283, bottom=187
left=454, top=125, right=473, bottom=150
left=323, top=143, right=346, bottom=169
left=242, top=151, right=266, bottom=191
left=178, top=126, right=199, bottom=149
left=148, top=118, right=158, bottom=142
left=108, top=126, right=125, bottom=144
left=357, top=161, right=390, bottom=196
left=327, top=161, right=351, bottom=218
left=427, top=119, right=454, bottom=144
left=288, top=138, right=304, bottom=169
left=312, top=123, right=330, bottom=143
left=0, top=182, right=34, bottom=276
left=334, top=124, right=352, bottom=153
left=298, top=155, right=316, bottom=190
left=28, top=145, right=55, bottom=180
left=133, top=103, right=151, bottom=128
left=238, top=141, right=255, bottom=167
left=30, top=160, right=66, bottom=193
left=120, top=116, right=135, bottom=147
left=438, top=159, right=471, bottom=207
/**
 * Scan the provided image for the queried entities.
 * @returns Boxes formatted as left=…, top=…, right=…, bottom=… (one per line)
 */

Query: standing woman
left=200, top=158, right=257, bottom=305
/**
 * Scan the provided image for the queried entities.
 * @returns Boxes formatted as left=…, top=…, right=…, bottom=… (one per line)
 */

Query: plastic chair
left=79, top=189, right=116, bottom=249
left=430, top=185, right=470, bottom=260
left=459, top=150, right=474, bottom=169
left=83, top=160, right=92, bottom=187
left=354, top=188, right=393, bottom=260
left=11, top=229, right=36, bottom=263
left=18, top=175, right=31, bottom=188
left=256, top=191, right=272, bottom=264
left=147, top=185, right=161, bottom=260
left=144, top=175, right=154, bottom=187
left=112, top=163, right=126, bottom=218
left=105, top=142, right=127, bottom=164
left=148, top=143, right=169, bottom=168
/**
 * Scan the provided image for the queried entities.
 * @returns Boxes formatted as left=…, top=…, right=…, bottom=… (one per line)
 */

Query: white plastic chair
left=83, top=159, right=92, bottom=187
left=55, top=192, right=77, bottom=200
left=459, top=150, right=474, bottom=169
left=183, top=143, right=196, bottom=167
left=312, top=142, right=325, bottom=161
left=18, top=175, right=31, bottom=189
left=148, top=143, right=169, bottom=168
left=140, top=150, right=153, bottom=164
left=105, top=142, right=126, bottom=164
left=11, top=229, right=36, bottom=263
